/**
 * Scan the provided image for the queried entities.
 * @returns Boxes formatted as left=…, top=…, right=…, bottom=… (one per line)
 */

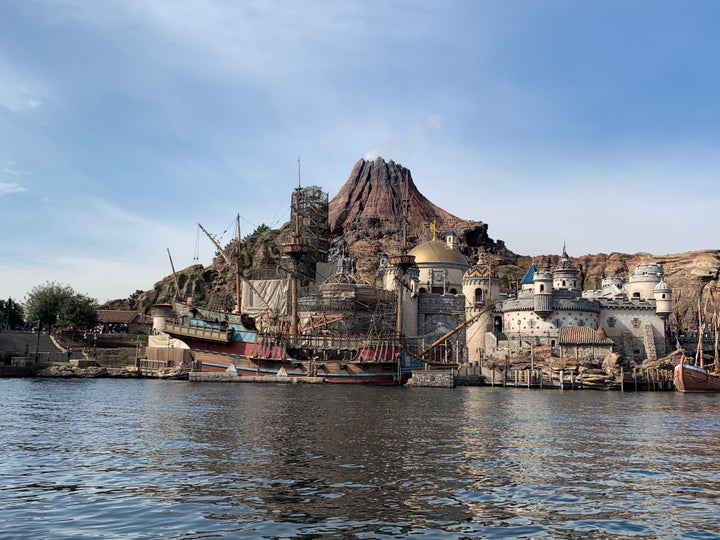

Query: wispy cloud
left=0, top=54, right=44, bottom=113
left=364, top=113, right=445, bottom=160
left=0, top=82, right=42, bottom=113
left=0, top=182, right=26, bottom=196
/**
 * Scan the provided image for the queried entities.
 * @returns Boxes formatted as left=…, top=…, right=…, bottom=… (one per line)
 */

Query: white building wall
left=599, top=307, right=659, bottom=341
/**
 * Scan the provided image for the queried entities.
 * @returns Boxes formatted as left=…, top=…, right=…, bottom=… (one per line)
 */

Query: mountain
left=328, top=157, right=518, bottom=273
left=120, top=157, right=719, bottom=333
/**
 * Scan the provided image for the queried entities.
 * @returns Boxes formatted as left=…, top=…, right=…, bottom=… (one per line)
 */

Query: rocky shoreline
left=35, top=364, right=141, bottom=378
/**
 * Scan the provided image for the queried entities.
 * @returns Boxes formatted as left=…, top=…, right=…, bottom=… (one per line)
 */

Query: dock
left=409, top=364, right=675, bottom=391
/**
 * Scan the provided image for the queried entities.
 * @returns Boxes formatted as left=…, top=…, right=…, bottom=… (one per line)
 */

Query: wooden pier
left=409, top=363, right=676, bottom=391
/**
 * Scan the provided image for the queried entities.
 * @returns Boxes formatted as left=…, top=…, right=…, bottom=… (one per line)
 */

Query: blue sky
left=2, top=1, right=719, bottom=304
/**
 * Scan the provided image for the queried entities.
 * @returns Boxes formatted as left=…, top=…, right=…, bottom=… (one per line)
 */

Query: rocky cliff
left=122, top=157, right=720, bottom=332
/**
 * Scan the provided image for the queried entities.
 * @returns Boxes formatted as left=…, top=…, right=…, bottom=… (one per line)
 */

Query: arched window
left=539, top=284, right=545, bottom=292
left=474, top=288, right=483, bottom=304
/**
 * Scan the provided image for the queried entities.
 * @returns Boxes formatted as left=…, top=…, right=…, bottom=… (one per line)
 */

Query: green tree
left=243, top=223, right=271, bottom=243
left=1, top=298, right=24, bottom=330
left=128, top=289, right=144, bottom=309
left=25, top=282, right=98, bottom=331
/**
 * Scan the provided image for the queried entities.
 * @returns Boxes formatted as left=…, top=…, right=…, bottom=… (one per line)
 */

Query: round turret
left=463, top=262, right=501, bottom=308
left=533, top=270, right=553, bottom=318
left=553, top=247, right=581, bottom=292
left=628, top=263, right=665, bottom=300
left=653, top=279, right=672, bottom=317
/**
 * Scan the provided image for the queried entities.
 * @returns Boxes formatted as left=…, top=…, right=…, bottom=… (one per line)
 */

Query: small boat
left=673, top=355, right=720, bottom=392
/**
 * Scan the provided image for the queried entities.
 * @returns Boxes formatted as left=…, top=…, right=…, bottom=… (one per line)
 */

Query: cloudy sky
left=2, top=1, right=719, bottom=304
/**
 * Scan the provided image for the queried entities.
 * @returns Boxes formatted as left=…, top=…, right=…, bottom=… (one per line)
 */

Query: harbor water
left=1, top=379, right=719, bottom=539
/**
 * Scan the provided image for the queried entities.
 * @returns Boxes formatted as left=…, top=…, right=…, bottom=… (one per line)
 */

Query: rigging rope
left=194, top=227, right=200, bottom=261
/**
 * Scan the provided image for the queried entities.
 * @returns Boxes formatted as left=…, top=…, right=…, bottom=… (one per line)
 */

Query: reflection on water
left=1, top=379, right=719, bottom=538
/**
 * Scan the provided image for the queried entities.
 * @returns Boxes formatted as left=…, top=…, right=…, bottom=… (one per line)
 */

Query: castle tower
left=553, top=245, right=581, bottom=292
left=462, top=258, right=500, bottom=361
left=653, top=279, right=673, bottom=318
left=533, top=270, right=554, bottom=318
left=627, top=263, right=665, bottom=300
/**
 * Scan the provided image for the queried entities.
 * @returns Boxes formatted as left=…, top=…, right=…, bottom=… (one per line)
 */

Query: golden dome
left=409, top=240, right=468, bottom=266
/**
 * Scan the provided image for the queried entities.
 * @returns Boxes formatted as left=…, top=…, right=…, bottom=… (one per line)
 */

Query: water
left=1, top=380, right=719, bottom=539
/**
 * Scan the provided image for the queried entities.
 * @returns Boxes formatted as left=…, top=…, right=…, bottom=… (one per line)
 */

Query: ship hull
left=163, top=301, right=417, bottom=385
left=193, top=349, right=410, bottom=385
left=167, top=331, right=413, bottom=385
left=673, top=362, right=720, bottom=392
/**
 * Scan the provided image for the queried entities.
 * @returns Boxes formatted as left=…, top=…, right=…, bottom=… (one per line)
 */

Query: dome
left=654, top=280, right=671, bottom=292
left=464, top=264, right=492, bottom=278
left=409, top=240, right=468, bottom=265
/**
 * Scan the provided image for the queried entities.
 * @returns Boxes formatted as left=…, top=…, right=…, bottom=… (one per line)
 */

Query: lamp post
left=5, top=297, right=11, bottom=331
left=35, top=320, right=41, bottom=359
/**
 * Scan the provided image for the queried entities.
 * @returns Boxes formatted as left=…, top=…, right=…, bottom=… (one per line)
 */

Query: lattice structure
left=288, top=185, right=330, bottom=285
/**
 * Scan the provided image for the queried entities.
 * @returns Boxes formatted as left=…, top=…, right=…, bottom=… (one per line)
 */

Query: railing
left=165, top=322, right=233, bottom=343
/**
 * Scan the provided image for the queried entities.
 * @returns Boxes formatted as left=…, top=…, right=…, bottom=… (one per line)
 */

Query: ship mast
left=282, top=159, right=309, bottom=340
left=389, top=187, right=415, bottom=338
left=198, top=217, right=242, bottom=313
left=234, top=213, right=242, bottom=313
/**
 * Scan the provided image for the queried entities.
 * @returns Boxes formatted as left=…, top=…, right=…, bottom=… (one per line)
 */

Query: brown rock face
left=328, top=158, right=514, bottom=272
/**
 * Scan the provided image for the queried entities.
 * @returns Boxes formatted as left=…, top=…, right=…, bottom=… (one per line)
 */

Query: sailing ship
left=673, top=301, right=720, bottom=392
left=673, top=354, right=720, bottom=392
left=159, top=181, right=426, bottom=385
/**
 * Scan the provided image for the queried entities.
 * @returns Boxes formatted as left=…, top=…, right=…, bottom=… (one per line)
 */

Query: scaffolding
left=287, top=185, right=330, bottom=286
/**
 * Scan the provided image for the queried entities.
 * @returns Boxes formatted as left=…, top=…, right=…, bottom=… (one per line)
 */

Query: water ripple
left=2, top=381, right=720, bottom=538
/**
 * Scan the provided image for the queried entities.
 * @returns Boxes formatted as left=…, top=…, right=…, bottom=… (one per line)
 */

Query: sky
left=2, top=1, right=719, bottom=305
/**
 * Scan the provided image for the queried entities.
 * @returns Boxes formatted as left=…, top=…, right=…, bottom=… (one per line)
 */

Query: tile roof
left=96, top=310, right=151, bottom=325
left=558, top=326, right=614, bottom=345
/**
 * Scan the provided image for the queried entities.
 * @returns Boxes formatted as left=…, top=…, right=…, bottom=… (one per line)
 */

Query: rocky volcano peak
left=328, top=157, right=511, bottom=272
left=329, top=157, right=459, bottom=239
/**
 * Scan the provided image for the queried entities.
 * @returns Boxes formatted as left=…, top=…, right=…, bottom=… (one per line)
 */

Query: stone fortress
left=381, top=226, right=673, bottom=365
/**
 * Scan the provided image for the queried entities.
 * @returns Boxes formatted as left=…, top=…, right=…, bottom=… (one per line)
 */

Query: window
left=632, top=318, right=641, bottom=328
left=607, top=316, right=616, bottom=328
left=474, top=288, right=483, bottom=304
left=539, top=284, right=545, bottom=292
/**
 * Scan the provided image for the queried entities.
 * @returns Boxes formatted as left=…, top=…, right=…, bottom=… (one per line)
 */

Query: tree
left=128, top=289, right=144, bottom=309
left=24, top=282, right=98, bottom=331
left=1, top=298, right=24, bottom=330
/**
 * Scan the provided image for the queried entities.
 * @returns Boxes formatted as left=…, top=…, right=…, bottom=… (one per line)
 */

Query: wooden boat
left=673, top=355, right=720, bottom=392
